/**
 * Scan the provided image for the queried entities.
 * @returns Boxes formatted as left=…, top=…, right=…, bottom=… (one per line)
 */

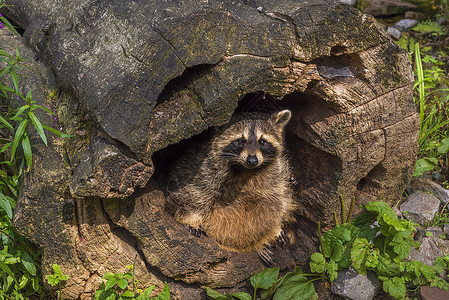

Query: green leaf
left=4, top=274, right=14, bottom=292
left=0, top=15, right=20, bottom=36
left=9, top=68, right=19, bottom=93
left=414, top=157, right=439, bottom=176
left=28, top=111, right=47, bottom=146
left=309, top=253, right=325, bottom=273
left=41, top=124, right=72, bottom=138
left=437, top=138, right=449, bottom=154
left=205, top=287, right=229, bottom=300
left=135, top=285, right=155, bottom=300
left=11, top=118, right=28, bottom=160
left=351, top=238, right=369, bottom=274
left=46, top=274, right=58, bottom=286
left=117, top=278, right=128, bottom=290
left=383, top=277, right=406, bottom=299
left=152, top=282, right=170, bottom=300
left=21, top=252, right=36, bottom=276
left=52, top=263, right=62, bottom=275
left=0, top=115, right=14, bottom=131
left=120, top=290, right=135, bottom=297
left=325, top=259, right=338, bottom=282
left=22, top=133, right=32, bottom=170
left=250, top=267, right=280, bottom=290
left=231, top=292, right=252, bottom=300
left=376, top=254, right=401, bottom=277
left=273, top=274, right=315, bottom=300
left=105, top=278, right=119, bottom=291
left=18, top=274, right=28, bottom=290
left=0, top=260, right=18, bottom=284
left=0, top=192, right=13, bottom=219
left=420, top=264, right=436, bottom=280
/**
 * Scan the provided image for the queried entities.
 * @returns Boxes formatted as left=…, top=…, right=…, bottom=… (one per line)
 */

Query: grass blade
left=11, top=118, right=28, bottom=160
left=21, top=133, right=32, bottom=170
left=28, top=111, right=47, bottom=146
left=0, top=15, right=20, bottom=36
left=0, top=192, right=13, bottom=219
left=0, top=115, right=14, bottom=131
left=414, top=43, right=425, bottom=128
left=42, top=124, right=72, bottom=138
left=9, top=68, right=19, bottom=94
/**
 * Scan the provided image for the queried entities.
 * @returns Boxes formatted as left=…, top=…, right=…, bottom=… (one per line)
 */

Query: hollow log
left=1, top=0, right=418, bottom=298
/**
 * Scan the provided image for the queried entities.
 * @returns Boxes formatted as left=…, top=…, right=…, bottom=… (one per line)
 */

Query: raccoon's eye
left=259, top=139, right=268, bottom=146
left=232, top=139, right=245, bottom=147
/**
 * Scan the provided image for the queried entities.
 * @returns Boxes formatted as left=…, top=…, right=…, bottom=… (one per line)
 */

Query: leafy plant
left=205, top=267, right=319, bottom=300
left=412, top=42, right=449, bottom=177
left=0, top=9, right=70, bottom=299
left=207, top=201, right=449, bottom=300
left=95, top=265, right=170, bottom=300
left=45, top=264, right=69, bottom=300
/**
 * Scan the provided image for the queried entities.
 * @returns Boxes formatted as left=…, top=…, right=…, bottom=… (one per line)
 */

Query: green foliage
left=206, top=202, right=449, bottom=300
left=45, top=264, right=69, bottom=300
left=312, top=201, right=449, bottom=299
left=95, top=265, right=170, bottom=300
left=411, top=21, right=445, bottom=35
left=206, top=266, right=319, bottom=300
left=0, top=11, right=70, bottom=299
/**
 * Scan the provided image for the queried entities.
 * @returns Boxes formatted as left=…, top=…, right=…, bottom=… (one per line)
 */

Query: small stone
left=408, top=247, right=434, bottom=267
left=404, top=11, right=424, bottom=20
left=437, top=16, right=447, bottom=25
left=339, top=0, right=357, bottom=5
left=400, top=191, right=440, bottom=225
left=387, top=27, right=401, bottom=40
left=360, top=0, right=418, bottom=17
left=415, top=227, right=443, bottom=242
left=419, top=237, right=449, bottom=266
left=331, top=267, right=381, bottom=300
left=421, top=285, right=449, bottom=300
left=431, top=171, right=442, bottom=181
left=411, top=176, right=449, bottom=205
left=444, top=224, right=449, bottom=235
left=256, top=6, right=263, bottom=13
left=393, top=19, right=418, bottom=30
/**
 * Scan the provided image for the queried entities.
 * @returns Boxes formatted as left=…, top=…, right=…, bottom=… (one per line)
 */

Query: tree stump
left=1, top=0, right=418, bottom=298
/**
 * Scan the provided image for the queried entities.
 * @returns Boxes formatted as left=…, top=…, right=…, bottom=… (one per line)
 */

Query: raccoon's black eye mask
left=232, top=138, right=245, bottom=147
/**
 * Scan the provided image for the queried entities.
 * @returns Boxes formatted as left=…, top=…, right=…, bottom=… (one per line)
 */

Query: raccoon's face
left=216, top=110, right=291, bottom=169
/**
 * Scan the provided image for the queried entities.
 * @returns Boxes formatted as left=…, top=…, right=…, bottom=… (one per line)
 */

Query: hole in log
left=357, top=177, right=367, bottom=191
left=156, top=64, right=214, bottom=106
left=313, top=52, right=366, bottom=82
left=330, top=45, right=347, bottom=56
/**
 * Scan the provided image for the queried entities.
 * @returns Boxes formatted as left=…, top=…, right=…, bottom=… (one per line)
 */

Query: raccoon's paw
left=257, top=246, right=275, bottom=266
left=184, top=224, right=206, bottom=237
left=275, top=229, right=288, bottom=248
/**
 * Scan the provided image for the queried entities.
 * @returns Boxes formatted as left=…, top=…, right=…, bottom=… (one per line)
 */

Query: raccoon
left=166, top=110, right=295, bottom=264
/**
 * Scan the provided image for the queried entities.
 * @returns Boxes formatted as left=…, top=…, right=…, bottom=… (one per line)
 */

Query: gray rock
left=340, top=0, right=357, bottom=5
left=411, top=176, right=449, bottom=205
left=400, top=191, right=440, bottom=225
left=331, top=267, right=381, bottom=300
left=387, top=27, right=401, bottom=40
left=404, top=11, right=424, bottom=20
left=360, top=0, right=418, bottom=17
left=419, top=237, right=449, bottom=266
left=393, top=19, right=418, bottom=30
left=444, top=224, right=449, bottom=235
left=415, top=227, right=444, bottom=242
left=408, top=247, right=434, bottom=267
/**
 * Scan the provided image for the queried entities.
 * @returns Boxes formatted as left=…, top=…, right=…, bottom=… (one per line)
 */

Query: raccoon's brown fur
left=166, top=110, right=295, bottom=263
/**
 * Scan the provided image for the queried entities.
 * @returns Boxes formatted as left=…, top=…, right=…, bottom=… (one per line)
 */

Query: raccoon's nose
left=246, top=155, right=258, bottom=167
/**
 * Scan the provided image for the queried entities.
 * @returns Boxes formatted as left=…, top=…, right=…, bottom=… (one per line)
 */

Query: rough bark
left=1, top=0, right=418, bottom=298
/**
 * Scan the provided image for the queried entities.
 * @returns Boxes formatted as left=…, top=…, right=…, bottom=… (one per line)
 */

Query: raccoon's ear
left=271, top=110, right=291, bottom=131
